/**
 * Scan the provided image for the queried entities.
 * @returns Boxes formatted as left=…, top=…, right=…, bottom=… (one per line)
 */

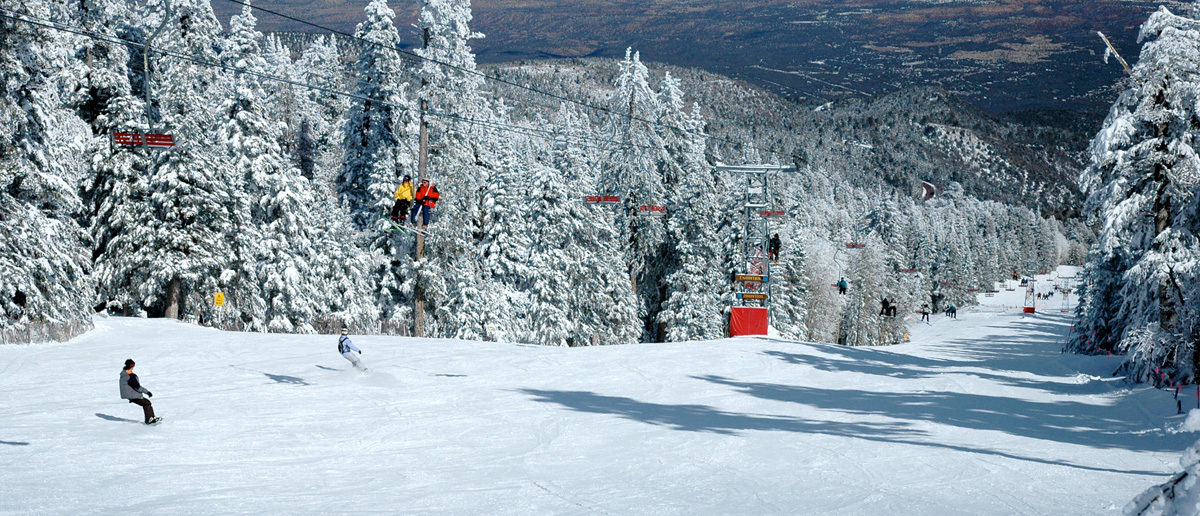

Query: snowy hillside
left=1, top=269, right=1193, bottom=515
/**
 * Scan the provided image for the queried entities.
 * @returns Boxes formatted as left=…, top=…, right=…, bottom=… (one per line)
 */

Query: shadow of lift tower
left=716, top=163, right=797, bottom=337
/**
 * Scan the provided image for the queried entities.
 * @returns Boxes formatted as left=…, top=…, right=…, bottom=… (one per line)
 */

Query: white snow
left=0, top=268, right=1191, bottom=515
left=1183, top=411, right=1200, bottom=433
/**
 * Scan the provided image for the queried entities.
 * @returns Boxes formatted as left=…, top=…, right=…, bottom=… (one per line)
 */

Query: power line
left=0, top=8, right=657, bottom=155
left=217, top=0, right=794, bottom=162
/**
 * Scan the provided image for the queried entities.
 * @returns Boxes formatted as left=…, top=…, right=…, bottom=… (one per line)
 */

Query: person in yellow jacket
left=390, top=175, right=413, bottom=222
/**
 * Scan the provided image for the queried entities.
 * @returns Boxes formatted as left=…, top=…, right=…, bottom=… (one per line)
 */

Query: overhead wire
left=0, top=8, right=659, bottom=155
left=216, top=0, right=795, bottom=163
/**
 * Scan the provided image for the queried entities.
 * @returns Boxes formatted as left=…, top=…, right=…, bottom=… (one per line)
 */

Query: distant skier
left=887, top=298, right=897, bottom=317
left=946, top=305, right=957, bottom=319
left=410, top=178, right=441, bottom=228
left=390, top=175, right=414, bottom=223
left=338, top=329, right=367, bottom=371
left=837, top=277, right=848, bottom=295
left=920, top=304, right=930, bottom=323
left=879, top=298, right=891, bottom=317
left=119, top=359, right=162, bottom=425
left=768, top=233, right=781, bottom=263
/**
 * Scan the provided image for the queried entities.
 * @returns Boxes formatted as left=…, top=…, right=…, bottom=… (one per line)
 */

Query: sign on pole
left=214, top=292, right=225, bottom=306
left=737, top=292, right=769, bottom=301
left=735, top=274, right=767, bottom=283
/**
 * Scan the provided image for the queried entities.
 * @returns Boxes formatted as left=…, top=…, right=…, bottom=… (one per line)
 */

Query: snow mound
left=1184, top=410, right=1200, bottom=433
left=1125, top=439, right=1200, bottom=516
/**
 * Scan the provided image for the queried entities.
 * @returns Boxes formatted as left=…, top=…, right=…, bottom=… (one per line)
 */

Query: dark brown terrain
left=213, top=0, right=1192, bottom=113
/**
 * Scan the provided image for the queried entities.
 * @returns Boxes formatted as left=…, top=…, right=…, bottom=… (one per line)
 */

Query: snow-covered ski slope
left=1, top=268, right=1192, bottom=515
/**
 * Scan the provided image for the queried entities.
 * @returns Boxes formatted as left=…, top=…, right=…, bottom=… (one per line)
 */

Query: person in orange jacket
left=410, top=178, right=440, bottom=227
left=390, top=176, right=414, bottom=222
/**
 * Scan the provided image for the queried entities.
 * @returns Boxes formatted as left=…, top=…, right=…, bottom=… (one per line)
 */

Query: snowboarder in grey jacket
left=120, top=359, right=161, bottom=424
left=338, top=329, right=366, bottom=371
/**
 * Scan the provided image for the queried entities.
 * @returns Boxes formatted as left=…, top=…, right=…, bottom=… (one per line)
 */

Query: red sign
left=602, top=195, right=619, bottom=203
left=113, top=132, right=174, bottom=149
left=939, top=282, right=954, bottom=286
left=730, top=307, right=769, bottom=336
left=900, top=269, right=918, bottom=273
left=759, top=210, right=785, bottom=217
left=584, top=196, right=602, bottom=203
left=639, top=205, right=666, bottom=212
left=845, top=242, right=866, bottom=249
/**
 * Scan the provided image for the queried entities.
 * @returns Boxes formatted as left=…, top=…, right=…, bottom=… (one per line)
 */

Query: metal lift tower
left=716, top=163, right=796, bottom=335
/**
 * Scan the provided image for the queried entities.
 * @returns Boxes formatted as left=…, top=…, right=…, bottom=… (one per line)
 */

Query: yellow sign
left=214, top=292, right=225, bottom=306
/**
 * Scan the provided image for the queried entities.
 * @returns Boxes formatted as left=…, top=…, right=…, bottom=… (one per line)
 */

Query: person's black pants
left=130, top=398, right=154, bottom=423
left=390, top=200, right=411, bottom=221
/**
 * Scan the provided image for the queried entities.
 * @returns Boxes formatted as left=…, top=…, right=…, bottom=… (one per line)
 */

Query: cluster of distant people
left=879, top=298, right=955, bottom=322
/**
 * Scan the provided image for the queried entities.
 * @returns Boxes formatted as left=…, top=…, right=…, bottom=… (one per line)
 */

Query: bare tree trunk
left=163, top=276, right=181, bottom=320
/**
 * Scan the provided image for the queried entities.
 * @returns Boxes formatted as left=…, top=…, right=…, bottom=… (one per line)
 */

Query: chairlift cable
left=0, top=9, right=659, bottom=155
left=216, top=0, right=795, bottom=162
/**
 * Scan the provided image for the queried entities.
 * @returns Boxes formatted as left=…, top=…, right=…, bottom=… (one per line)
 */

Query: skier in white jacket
left=338, top=329, right=366, bottom=371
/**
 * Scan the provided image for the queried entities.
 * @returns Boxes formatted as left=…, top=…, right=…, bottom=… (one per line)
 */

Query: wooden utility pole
left=414, top=28, right=430, bottom=338
left=626, top=87, right=638, bottom=294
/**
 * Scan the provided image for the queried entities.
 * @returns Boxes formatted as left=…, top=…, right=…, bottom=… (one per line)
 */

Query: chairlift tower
left=716, top=163, right=796, bottom=335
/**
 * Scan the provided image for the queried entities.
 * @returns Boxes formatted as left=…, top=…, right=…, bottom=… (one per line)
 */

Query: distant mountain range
left=213, top=0, right=1192, bottom=114
left=483, top=59, right=1093, bottom=220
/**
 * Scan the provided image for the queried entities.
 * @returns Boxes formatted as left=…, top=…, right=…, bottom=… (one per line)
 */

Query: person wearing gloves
left=338, top=329, right=367, bottom=371
left=119, top=359, right=162, bottom=425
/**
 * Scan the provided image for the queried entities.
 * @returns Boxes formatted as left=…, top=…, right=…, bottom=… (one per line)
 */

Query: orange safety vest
left=415, top=183, right=440, bottom=209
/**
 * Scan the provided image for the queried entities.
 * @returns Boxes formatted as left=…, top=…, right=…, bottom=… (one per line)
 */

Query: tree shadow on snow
left=519, top=388, right=1167, bottom=476
left=694, top=374, right=1190, bottom=455
left=518, top=388, right=920, bottom=437
left=264, top=373, right=310, bottom=386
left=0, top=440, right=29, bottom=446
left=765, top=313, right=1109, bottom=397
left=95, top=413, right=140, bottom=423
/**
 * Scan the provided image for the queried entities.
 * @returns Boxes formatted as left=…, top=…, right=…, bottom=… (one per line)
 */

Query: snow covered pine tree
left=1072, top=7, right=1200, bottom=384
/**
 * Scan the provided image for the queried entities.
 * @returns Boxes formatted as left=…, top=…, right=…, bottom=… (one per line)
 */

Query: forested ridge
left=1, top=0, right=1088, bottom=347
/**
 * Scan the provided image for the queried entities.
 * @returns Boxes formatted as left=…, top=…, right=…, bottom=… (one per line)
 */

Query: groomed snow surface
left=2, top=268, right=1195, bottom=515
